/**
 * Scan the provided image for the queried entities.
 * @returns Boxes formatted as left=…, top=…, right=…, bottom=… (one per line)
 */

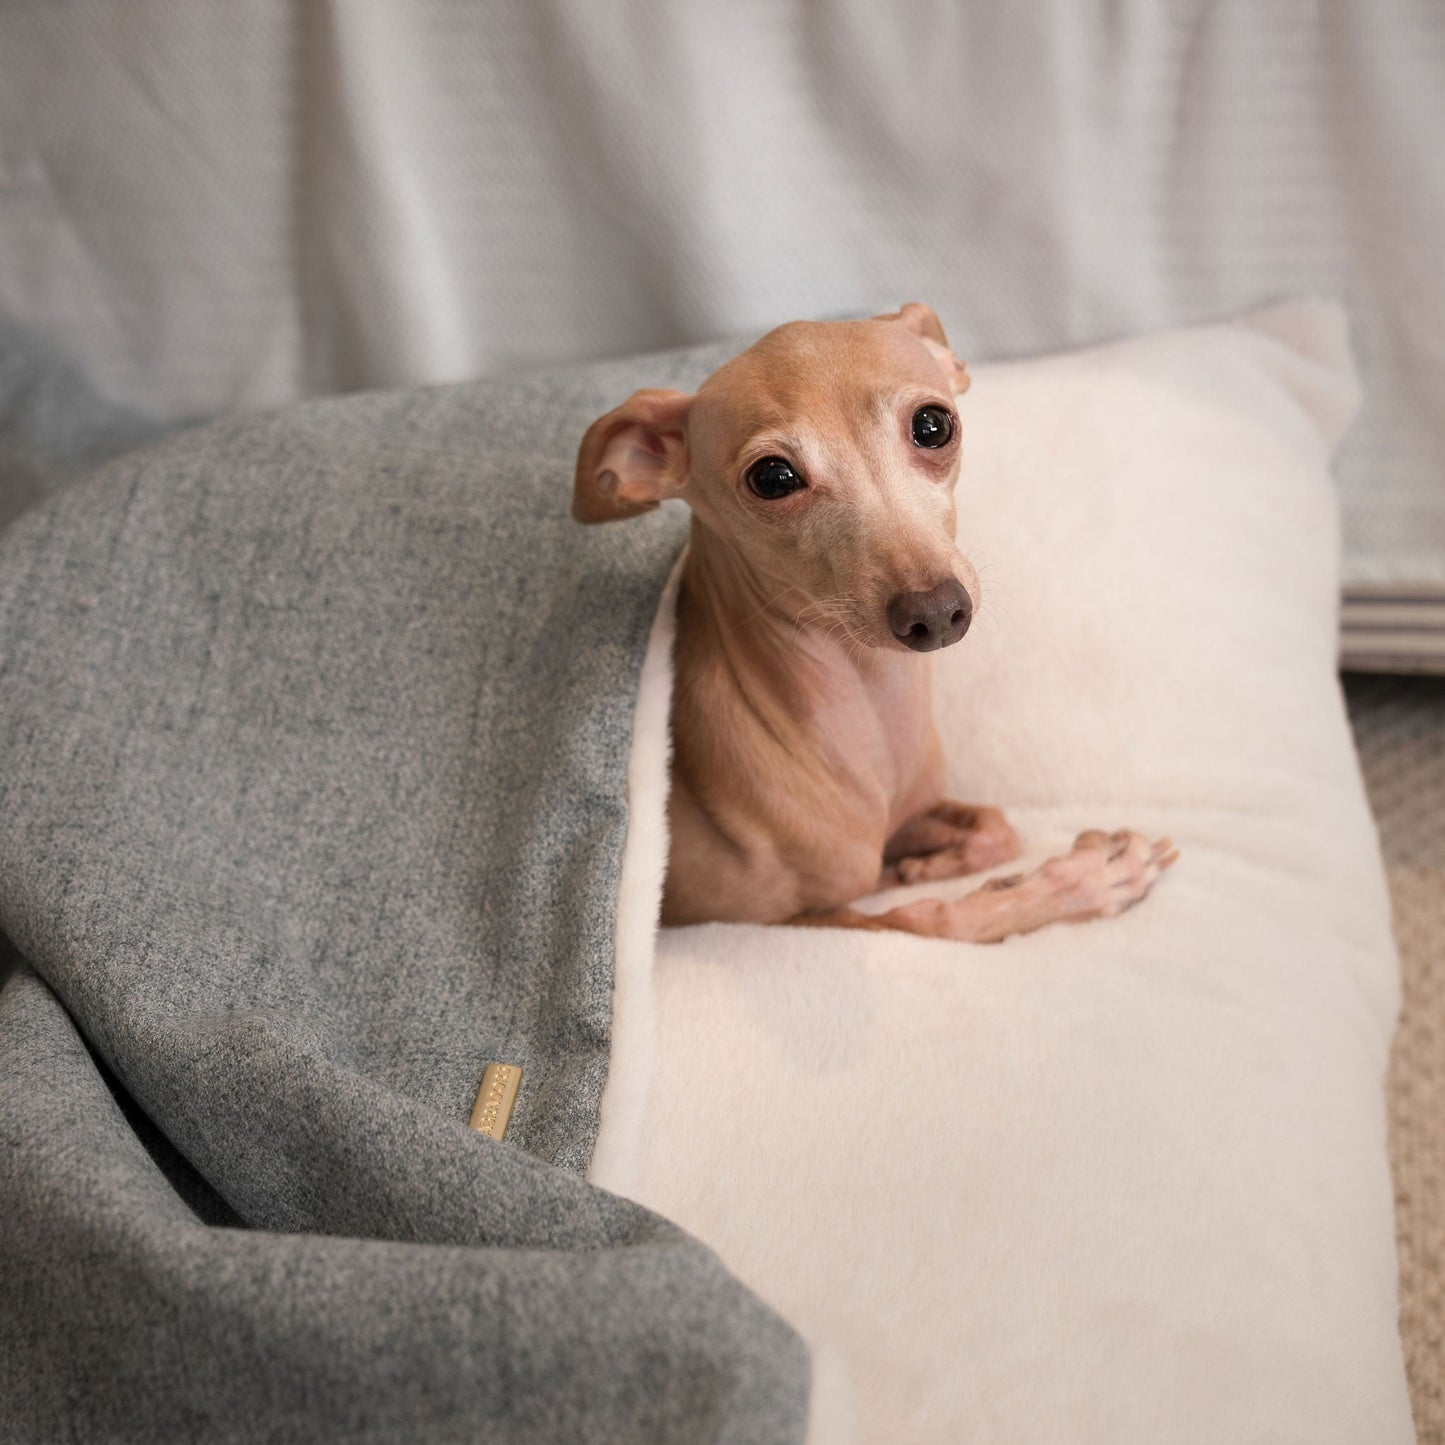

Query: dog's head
left=573, top=303, right=978, bottom=653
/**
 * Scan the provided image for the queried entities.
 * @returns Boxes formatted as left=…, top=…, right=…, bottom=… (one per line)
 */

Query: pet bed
left=0, top=304, right=1413, bottom=1442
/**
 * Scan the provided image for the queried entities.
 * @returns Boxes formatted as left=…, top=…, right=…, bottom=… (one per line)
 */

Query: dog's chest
left=809, top=664, right=937, bottom=817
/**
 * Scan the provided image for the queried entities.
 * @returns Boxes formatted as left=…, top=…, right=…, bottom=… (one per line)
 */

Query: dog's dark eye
left=911, top=406, right=954, bottom=449
left=747, top=456, right=806, bottom=500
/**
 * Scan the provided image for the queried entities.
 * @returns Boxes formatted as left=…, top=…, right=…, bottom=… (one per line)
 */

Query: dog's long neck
left=674, top=520, right=935, bottom=786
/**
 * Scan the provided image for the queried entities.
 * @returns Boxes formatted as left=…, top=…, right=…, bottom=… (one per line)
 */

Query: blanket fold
left=0, top=337, right=808, bottom=1442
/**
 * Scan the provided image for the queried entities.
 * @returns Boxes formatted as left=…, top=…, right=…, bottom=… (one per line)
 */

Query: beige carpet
left=1345, top=673, right=1445, bottom=1443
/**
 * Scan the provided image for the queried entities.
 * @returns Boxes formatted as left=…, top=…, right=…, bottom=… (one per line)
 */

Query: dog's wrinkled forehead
left=690, top=319, right=953, bottom=464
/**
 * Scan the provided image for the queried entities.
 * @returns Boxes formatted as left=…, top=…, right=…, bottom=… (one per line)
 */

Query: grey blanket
left=0, top=331, right=810, bottom=1441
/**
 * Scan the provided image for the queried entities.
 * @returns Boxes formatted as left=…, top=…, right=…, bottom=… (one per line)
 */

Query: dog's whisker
left=789, top=594, right=863, bottom=650
left=725, top=583, right=806, bottom=636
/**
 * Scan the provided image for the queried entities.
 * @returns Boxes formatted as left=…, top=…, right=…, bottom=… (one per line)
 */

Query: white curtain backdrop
left=2, top=0, right=1442, bottom=586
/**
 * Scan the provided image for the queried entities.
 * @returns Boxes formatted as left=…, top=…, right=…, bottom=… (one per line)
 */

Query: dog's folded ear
left=573, top=388, right=692, bottom=523
left=875, top=302, right=971, bottom=397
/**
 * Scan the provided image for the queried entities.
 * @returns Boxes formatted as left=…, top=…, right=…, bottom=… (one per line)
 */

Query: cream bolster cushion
left=589, top=302, right=1415, bottom=1445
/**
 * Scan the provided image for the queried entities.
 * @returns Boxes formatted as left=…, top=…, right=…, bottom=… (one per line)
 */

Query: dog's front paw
left=885, top=802, right=1021, bottom=884
left=943, top=804, right=1021, bottom=873
left=1038, top=830, right=1178, bottom=921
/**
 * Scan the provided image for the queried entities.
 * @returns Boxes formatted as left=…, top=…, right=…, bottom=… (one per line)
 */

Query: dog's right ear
left=573, top=389, right=692, bottom=523
left=875, top=302, right=970, bottom=397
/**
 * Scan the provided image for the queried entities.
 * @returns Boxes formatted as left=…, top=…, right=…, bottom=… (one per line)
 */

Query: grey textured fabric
left=0, top=339, right=811, bottom=1442
left=0, top=322, right=172, bottom=994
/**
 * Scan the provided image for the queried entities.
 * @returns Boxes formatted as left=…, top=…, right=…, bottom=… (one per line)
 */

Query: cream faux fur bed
left=590, top=302, right=1416, bottom=1444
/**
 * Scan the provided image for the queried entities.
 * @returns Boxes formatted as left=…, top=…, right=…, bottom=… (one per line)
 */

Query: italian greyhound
left=573, top=304, right=1176, bottom=943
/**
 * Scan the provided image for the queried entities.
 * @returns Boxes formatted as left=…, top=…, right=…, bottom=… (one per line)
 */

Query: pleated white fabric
left=1, top=1, right=1441, bottom=583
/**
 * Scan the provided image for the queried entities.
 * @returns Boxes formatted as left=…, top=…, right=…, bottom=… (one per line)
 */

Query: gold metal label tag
left=469, top=1063, right=522, bottom=1141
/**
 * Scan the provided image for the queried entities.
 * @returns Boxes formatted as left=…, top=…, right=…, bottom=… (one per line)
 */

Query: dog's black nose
left=888, top=580, right=972, bottom=652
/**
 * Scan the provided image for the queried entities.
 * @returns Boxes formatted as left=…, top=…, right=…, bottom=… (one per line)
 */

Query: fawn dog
left=573, top=304, right=1175, bottom=942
